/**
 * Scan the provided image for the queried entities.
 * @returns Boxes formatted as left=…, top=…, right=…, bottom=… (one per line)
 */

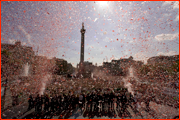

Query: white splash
left=22, top=63, right=30, bottom=76
left=91, top=73, right=94, bottom=79
left=129, top=66, right=134, bottom=77
left=39, top=74, right=51, bottom=95
left=123, top=77, right=134, bottom=96
left=122, top=66, right=135, bottom=96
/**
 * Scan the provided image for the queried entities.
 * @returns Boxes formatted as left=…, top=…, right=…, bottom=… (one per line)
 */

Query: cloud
left=103, top=37, right=111, bottom=42
left=157, top=51, right=178, bottom=56
left=162, top=1, right=173, bottom=6
left=162, top=1, right=179, bottom=9
left=173, top=1, right=179, bottom=9
left=175, top=15, right=179, bottom=21
left=21, top=42, right=27, bottom=46
left=155, top=33, right=179, bottom=41
left=133, top=52, right=149, bottom=64
left=8, top=39, right=16, bottom=44
left=164, top=13, right=172, bottom=17
left=18, top=25, right=31, bottom=44
left=8, top=39, right=27, bottom=46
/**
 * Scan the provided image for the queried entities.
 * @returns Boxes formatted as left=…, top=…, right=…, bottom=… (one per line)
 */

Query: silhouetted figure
left=82, top=93, right=86, bottom=109
left=97, top=93, right=101, bottom=111
left=116, top=93, right=121, bottom=111
left=57, top=94, right=62, bottom=111
left=39, top=96, right=43, bottom=111
left=67, top=74, right=72, bottom=78
left=92, top=92, right=97, bottom=112
left=79, top=94, right=83, bottom=113
left=110, top=92, right=114, bottom=110
left=35, top=94, right=40, bottom=112
left=133, top=93, right=138, bottom=110
left=104, top=92, right=109, bottom=112
left=107, top=93, right=111, bottom=110
left=28, top=95, right=33, bottom=110
left=71, top=95, right=76, bottom=109
left=44, top=94, right=49, bottom=112
left=86, top=93, right=91, bottom=112
left=102, top=92, right=105, bottom=111
left=122, top=93, right=127, bottom=113
left=54, top=95, right=58, bottom=111
left=63, top=94, right=68, bottom=110
left=50, top=96, right=55, bottom=112
left=145, top=95, right=151, bottom=112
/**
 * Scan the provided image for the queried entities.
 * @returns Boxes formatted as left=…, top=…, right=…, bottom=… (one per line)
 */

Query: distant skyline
left=1, top=1, right=179, bottom=67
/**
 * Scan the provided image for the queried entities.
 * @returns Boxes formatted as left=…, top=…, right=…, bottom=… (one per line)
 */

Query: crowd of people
left=27, top=88, right=151, bottom=118
left=6, top=69, right=178, bottom=118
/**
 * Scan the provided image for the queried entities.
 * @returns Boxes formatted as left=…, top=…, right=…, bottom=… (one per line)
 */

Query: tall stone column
left=79, top=22, right=86, bottom=75
left=80, top=22, right=86, bottom=63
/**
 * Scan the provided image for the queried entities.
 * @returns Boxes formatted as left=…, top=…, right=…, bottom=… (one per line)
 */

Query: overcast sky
left=1, top=1, right=179, bottom=67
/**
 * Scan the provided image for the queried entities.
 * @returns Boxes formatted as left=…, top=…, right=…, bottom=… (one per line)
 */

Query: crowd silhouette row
left=27, top=88, right=151, bottom=118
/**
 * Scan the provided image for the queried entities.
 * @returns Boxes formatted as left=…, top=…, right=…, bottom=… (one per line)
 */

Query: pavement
left=1, top=102, right=29, bottom=119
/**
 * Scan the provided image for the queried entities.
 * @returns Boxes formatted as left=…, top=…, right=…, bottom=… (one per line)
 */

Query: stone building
left=52, top=57, right=74, bottom=75
left=147, top=55, right=179, bottom=66
left=102, top=56, right=143, bottom=76
left=1, top=41, right=35, bottom=79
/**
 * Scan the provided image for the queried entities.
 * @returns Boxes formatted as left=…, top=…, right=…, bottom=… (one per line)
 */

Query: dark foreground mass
left=3, top=88, right=178, bottom=119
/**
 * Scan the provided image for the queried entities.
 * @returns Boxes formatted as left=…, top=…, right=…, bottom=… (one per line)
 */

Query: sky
left=1, top=1, right=179, bottom=67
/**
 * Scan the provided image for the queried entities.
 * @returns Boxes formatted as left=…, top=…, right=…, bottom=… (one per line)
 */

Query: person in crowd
left=28, top=94, right=33, bottom=110
left=44, top=94, right=49, bottom=112
left=99, top=92, right=103, bottom=112
left=74, top=94, right=78, bottom=110
left=83, top=93, right=86, bottom=109
left=129, top=93, right=134, bottom=107
left=50, top=95, right=55, bottom=112
left=89, top=93, right=94, bottom=112
left=54, top=95, right=58, bottom=111
left=86, top=93, right=91, bottom=112
left=64, top=93, right=68, bottom=110
left=35, top=94, right=40, bottom=112
left=133, top=93, right=137, bottom=109
left=107, top=92, right=111, bottom=111
left=71, top=94, right=76, bottom=109
left=79, top=93, right=83, bottom=113
left=116, top=93, right=121, bottom=111
left=104, top=91, right=109, bottom=112
left=92, top=92, right=97, bottom=112
left=15, top=94, right=19, bottom=105
left=39, top=96, right=43, bottom=112
left=102, top=92, right=106, bottom=112
left=110, top=92, right=114, bottom=110
left=122, top=92, right=127, bottom=113
left=145, top=95, right=151, bottom=112
left=96, top=93, right=100, bottom=111
left=67, top=93, right=72, bottom=109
